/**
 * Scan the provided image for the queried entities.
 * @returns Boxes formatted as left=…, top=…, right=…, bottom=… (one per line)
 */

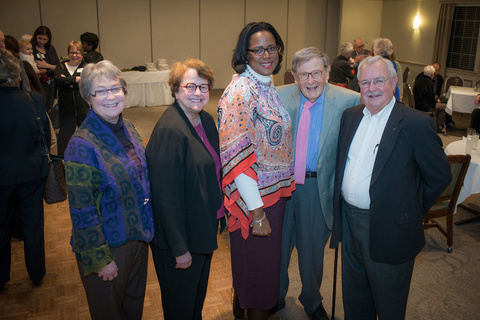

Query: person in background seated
left=412, top=65, right=447, bottom=133
left=470, top=94, right=480, bottom=133
left=64, top=60, right=153, bottom=320
left=349, top=38, right=371, bottom=92
left=80, top=32, right=104, bottom=64
left=329, top=42, right=354, bottom=88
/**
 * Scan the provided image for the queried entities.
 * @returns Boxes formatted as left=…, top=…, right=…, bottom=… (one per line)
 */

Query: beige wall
left=0, top=0, right=339, bottom=89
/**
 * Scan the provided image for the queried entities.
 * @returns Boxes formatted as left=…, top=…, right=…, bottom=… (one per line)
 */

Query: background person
left=146, top=58, right=223, bottom=320
left=0, top=48, right=49, bottom=290
left=218, top=21, right=295, bottom=320
left=2, top=32, right=33, bottom=92
left=470, top=94, right=480, bottom=133
left=64, top=60, right=154, bottom=320
left=329, top=42, right=354, bottom=88
left=413, top=65, right=447, bottom=133
left=277, top=47, right=361, bottom=320
left=54, top=40, right=89, bottom=156
left=31, top=26, right=59, bottom=112
left=349, top=38, right=371, bottom=92
left=373, top=38, right=401, bottom=101
left=80, top=32, right=104, bottom=63
left=330, top=56, right=451, bottom=319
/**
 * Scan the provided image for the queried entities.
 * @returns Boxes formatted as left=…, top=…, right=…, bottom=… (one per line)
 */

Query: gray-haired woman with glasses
left=146, top=58, right=224, bottom=320
left=64, top=60, right=154, bottom=320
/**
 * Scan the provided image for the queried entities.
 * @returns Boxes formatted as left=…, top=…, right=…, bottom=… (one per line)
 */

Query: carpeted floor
left=123, top=90, right=480, bottom=319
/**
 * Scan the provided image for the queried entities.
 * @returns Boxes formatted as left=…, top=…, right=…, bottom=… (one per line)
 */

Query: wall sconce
left=413, top=14, right=421, bottom=30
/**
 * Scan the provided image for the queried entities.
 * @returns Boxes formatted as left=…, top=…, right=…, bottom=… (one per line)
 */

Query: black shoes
left=308, top=302, right=329, bottom=320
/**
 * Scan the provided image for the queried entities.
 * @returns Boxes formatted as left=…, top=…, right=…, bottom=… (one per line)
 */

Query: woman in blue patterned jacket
left=64, top=60, right=154, bottom=320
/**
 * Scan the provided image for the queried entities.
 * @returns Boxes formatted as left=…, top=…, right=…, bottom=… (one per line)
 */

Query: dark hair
left=4, top=35, right=19, bottom=58
left=80, top=32, right=100, bottom=50
left=232, top=21, right=284, bottom=75
left=31, top=26, right=52, bottom=48
left=169, top=58, right=214, bottom=98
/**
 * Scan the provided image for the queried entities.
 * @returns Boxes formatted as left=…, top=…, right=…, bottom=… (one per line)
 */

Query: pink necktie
left=294, top=100, right=315, bottom=185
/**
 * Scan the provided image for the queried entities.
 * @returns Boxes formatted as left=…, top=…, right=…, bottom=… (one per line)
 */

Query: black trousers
left=0, top=178, right=46, bottom=286
left=471, top=108, right=480, bottom=133
left=151, top=244, right=212, bottom=320
left=57, top=113, right=87, bottom=156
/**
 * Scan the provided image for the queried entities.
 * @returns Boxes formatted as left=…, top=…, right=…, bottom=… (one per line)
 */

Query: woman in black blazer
left=146, top=59, right=223, bottom=320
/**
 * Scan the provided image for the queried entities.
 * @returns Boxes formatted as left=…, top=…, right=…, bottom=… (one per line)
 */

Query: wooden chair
left=423, top=154, right=471, bottom=253
left=444, top=76, right=464, bottom=94
left=402, top=66, right=410, bottom=84
left=403, top=83, right=415, bottom=108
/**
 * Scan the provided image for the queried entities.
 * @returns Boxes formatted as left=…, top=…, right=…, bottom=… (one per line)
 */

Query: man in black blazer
left=330, top=56, right=451, bottom=319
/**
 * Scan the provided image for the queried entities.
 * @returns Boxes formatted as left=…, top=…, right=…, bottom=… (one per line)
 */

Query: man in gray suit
left=277, top=47, right=361, bottom=320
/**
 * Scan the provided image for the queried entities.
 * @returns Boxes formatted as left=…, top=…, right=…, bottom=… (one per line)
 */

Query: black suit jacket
left=0, top=87, right=50, bottom=186
left=146, top=101, right=222, bottom=257
left=330, top=101, right=451, bottom=264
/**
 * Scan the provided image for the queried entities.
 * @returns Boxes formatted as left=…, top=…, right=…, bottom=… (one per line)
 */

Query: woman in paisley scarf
left=64, top=60, right=154, bottom=320
left=218, top=22, right=295, bottom=320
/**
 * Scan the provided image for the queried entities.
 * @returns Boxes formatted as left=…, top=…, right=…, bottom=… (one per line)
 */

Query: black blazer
left=330, top=102, right=451, bottom=264
left=146, top=101, right=222, bottom=257
left=54, top=60, right=89, bottom=116
left=0, top=87, right=49, bottom=185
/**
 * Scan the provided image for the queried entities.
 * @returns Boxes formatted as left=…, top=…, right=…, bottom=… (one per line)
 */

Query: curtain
left=432, top=3, right=455, bottom=79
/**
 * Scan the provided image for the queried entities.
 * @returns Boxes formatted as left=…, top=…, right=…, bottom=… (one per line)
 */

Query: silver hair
left=357, top=55, right=397, bottom=80
left=0, top=48, right=21, bottom=88
left=340, top=42, right=354, bottom=56
left=373, top=38, right=394, bottom=58
left=79, top=60, right=127, bottom=104
left=291, top=47, right=329, bottom=72
left=423, top=65, right=435, bottom=77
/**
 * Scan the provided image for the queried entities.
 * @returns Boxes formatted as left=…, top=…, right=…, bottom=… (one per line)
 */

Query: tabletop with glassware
left=445, top=128, right=480, bottom=224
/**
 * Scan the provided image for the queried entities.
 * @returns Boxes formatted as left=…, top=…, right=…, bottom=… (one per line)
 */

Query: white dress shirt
left=341, top=97, right=396, bottom=209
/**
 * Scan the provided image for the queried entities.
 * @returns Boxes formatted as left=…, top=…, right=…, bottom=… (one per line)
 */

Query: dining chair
left=402, top=66, right=410, bottom=84
left=423, top=154, right=471, bottom=253
left=444, top=76, right=464, bottom=95
left=403, top=83, right=415, bottom=108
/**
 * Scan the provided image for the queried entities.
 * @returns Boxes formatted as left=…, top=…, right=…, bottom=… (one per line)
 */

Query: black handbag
left=43, top=154, right=67, bottom=204
left=26, top=92, right=68, bottom=204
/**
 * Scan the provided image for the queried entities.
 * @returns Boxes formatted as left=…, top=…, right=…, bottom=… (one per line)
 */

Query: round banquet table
left=445, top=140, right=480, bottom=206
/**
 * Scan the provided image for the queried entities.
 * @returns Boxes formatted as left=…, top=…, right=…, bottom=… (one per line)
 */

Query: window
left=446, top=6, right=480, bottom=71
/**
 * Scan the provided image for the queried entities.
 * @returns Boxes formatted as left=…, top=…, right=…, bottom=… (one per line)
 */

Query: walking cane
left=331, top=246, right=339, bottom=320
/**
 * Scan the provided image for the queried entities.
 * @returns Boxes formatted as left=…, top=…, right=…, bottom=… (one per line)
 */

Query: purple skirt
left=230, top=198, right=286, bottom=310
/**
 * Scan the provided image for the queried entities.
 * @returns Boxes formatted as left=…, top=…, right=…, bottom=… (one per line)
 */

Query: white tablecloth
left=445, top=140, right=480, bottom=205
left=445, top=86, right=479, bottom=115
left=123, top=71, right=174, bottom=108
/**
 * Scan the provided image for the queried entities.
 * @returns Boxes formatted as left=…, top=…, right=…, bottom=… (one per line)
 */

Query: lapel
left=318, top=84, right=336, bottom=155
left=284, top=87, right=302, bottom=152
left=370, top=102, right=403, bottom=186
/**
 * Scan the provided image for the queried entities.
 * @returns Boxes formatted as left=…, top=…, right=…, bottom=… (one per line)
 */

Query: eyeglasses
left=296, top=70, right=324, bottom=81
left=180, top=83, right=210, bottom=93
left=247, top=45, right=279, bottom=56
left=91, top=86, right=125, bottom=97
left=69, top=51, right=82, bottom=56
left=359, top=78, right=389, bottom=88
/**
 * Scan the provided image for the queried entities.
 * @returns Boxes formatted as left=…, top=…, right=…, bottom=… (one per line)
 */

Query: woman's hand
left=36, top=59, right=55, bottom=70
left=250, top=207, right=271, bottom=237
left=175, top=251, right=192, bottom=269
left=98, top=261, right=118, bottom=281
